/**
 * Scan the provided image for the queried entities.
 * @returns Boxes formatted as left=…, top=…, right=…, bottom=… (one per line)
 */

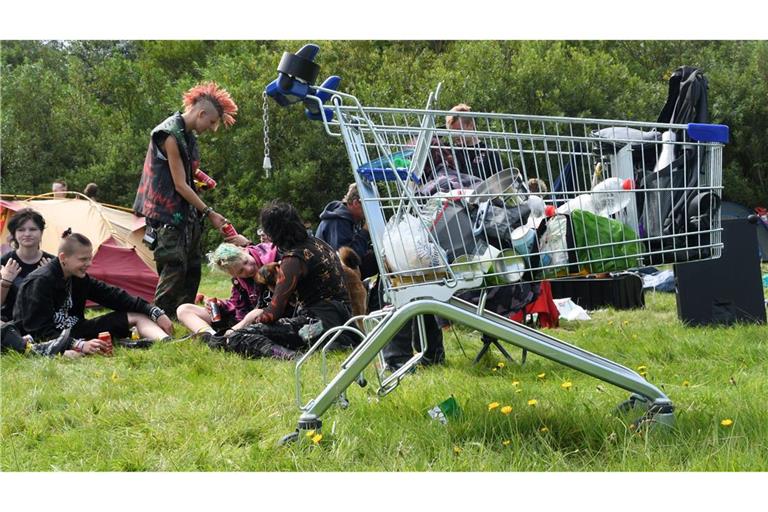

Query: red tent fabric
left=88, top=236, right=158, bottom=304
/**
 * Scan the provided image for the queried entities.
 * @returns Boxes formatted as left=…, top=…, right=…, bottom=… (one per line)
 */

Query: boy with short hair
left=14, top=231, right=173, bottom=354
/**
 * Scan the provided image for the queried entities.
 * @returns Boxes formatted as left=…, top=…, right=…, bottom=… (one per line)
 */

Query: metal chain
left=262, top=90, right=272, bottom=177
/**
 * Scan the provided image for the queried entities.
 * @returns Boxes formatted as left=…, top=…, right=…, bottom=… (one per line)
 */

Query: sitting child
left=13, top=231, right=173, bottom=353
left=176, top=242, right=278, bottom=336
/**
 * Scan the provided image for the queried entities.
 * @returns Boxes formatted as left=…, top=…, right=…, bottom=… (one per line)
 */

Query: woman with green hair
left=176, top=242, right=278, bottom=337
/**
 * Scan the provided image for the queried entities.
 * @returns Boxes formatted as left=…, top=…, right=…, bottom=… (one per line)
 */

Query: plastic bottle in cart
left=591, top=177, right=634, bottom=215
left=555, top=177, right=633, bottom=216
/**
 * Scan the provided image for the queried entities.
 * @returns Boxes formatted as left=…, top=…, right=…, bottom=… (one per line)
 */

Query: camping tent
left=0, top=193, right=159, bottom=302
left=721, top=201, right=768, bottom=262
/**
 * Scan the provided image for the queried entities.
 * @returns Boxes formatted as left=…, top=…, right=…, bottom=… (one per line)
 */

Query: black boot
left=30, top=328, right=73, bottom=357
left=200, top=332, right=228, bottom=351
left=267, top=343, right=298, bottom=361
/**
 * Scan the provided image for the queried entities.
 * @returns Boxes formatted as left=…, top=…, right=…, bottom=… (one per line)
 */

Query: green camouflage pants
left=152, top=220, right=202, bottom=318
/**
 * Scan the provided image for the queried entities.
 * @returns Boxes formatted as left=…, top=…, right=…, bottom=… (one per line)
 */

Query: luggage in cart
left=264, top=45, right=728, bottom=444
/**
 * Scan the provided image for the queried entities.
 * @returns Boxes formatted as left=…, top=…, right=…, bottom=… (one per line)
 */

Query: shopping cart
left=265, top=45, right=728, bottom=444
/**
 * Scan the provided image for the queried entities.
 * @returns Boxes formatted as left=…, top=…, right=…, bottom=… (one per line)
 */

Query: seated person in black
left=446, top=103, right=504, bottom=180
left=1, top=208, right=55, bottom=323
left=204, top=201, right=352, bottom=360
left=13, top=231, right=174, bottom=354
left=315, top=183, right=377, bottom=279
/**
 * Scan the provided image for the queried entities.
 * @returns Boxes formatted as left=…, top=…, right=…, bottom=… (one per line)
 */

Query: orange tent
left=1, top=193, right=158, bottom=303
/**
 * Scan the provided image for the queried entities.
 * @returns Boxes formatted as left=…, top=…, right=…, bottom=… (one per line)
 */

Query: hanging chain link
left=262, top=90, right=272, bottom=177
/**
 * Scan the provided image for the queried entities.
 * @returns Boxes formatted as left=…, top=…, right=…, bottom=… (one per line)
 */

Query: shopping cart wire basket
left=265, top=44, right=727, bottom=444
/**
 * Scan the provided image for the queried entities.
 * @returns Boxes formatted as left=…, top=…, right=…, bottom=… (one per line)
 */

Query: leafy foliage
left=2, top=40, right=766, bottom=251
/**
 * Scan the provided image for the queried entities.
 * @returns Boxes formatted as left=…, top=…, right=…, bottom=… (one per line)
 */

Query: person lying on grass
left=199, top=201, right=353, bottom=360
left=176, top=242, right=278, bottom=337
left=12, top=230, right=173, bottom=356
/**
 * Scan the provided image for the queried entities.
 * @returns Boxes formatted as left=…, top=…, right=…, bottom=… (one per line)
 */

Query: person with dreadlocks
left=133, top=82, right=243, bottom=318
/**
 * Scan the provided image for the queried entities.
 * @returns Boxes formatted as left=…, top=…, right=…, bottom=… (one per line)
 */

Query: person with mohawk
left=134, top=82, right=242, bottom=318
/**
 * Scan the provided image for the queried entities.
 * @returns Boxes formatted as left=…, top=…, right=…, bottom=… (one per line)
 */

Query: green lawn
left=2, top=268, right=766, bottom=471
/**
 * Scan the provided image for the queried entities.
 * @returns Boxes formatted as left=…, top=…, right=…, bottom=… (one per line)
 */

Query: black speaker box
left=675, top=218, right=767, bottom=326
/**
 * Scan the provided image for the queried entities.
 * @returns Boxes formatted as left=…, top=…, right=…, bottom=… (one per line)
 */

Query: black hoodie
left=13, top=258, right=154, bottom=340
left=314, top=201, right=371, bottom=260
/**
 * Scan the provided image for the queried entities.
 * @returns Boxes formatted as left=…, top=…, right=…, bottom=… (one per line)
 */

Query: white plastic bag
left=553, top=298, right=591, bottom=321
left=381, top=214, right=446, bottom=274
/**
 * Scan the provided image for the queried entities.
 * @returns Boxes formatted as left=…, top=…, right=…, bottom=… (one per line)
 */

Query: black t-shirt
left=1, top=250, right=56, bottom=321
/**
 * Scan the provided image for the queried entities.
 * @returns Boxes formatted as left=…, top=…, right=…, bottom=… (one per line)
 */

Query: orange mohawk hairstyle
left=182, top=82, right=238, bottom=127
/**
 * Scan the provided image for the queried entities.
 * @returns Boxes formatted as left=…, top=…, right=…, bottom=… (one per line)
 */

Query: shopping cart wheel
left=278, top=430, right=300, bottom=446
left=614, top=394, right=649, bottom=414
left=629, top=401, right=676, bottom=432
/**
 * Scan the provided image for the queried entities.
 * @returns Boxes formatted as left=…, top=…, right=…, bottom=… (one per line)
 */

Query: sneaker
left=30, top=328, right=73, bottom=357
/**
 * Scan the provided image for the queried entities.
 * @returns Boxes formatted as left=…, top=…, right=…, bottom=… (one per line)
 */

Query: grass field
left=2, top=268, right=766, bottom=472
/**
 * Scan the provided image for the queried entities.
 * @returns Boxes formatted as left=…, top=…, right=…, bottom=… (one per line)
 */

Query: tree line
left=2, top=40, right=766, bottom=247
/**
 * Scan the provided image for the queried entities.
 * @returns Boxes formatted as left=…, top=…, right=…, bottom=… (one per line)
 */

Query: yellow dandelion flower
left=720, top=419, right=734, bottom=427
left=639, top=371, right=647, bottom=378
left=682, top=380, right=690, bottom=387
left=111, top=370, right=119, bottom=382
left=527, top=399, right=538, bottom=407
left=622, top=320, right=629, bottom=326
left=537, top=373, right=546, bottom=380
left=501, top=405, right=513, bottom=415
left=502, top=439, right=511, bottom=446
left=305, top=430, right=316, bottom=438
left=511, top=380, right=520, bottom=387
left=453, top=446, right=462, bottom=454
left=636, top=365, right=647, bottom=372
left=515, top=389, right=523, bottom=393
left=561, top=381, right=573, bottom=390
left=497, top=362, right=505, bottom=369
left=311, top=433, right=323, bottom=444
left=488, top=402, right=500, bottom=411
left=608, top=320, right=614, bottom=325
left=539, top=426, right=549, bottom=433
left=492, top=368, right=498, bottom=372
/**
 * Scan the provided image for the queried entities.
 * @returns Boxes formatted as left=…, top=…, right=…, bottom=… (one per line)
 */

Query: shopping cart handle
left=305, top=75, right=341, bottom=121
left=265, top=44, right=341, bottom=122
left=265, top=44, right=321, bottom=106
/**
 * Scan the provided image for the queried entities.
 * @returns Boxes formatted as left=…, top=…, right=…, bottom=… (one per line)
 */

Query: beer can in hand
left=194, top=169, right=217, bottom=190
left=206, top=298, right=222, bottom=323
left=98, top=331, right=114, bottom=356
left=221, top=223, right=238, bottom=238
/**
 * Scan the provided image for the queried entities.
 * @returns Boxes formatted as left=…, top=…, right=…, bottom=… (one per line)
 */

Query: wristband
left=202, top=206, right=214, bottom=217
left=73, top=339, right=85, bottom=353
left=149, top=306, right=166, bottom=322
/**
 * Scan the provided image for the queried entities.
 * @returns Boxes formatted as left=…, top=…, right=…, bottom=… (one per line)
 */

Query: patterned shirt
left=259, top=237, right=350, bottom=324
left=133, top=112, right=200, bottom=226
